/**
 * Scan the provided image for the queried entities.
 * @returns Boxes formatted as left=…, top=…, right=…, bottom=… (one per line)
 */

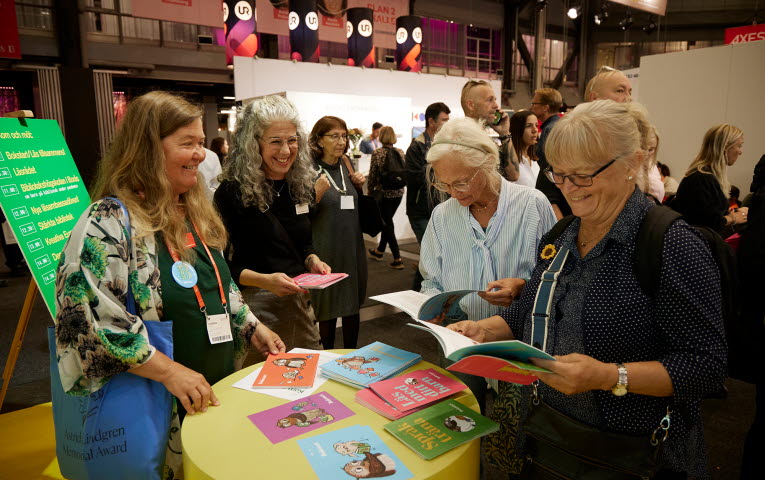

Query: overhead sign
left=0, top=118, right=90, bottom=317
left=131, top=0, right=224, bottom=29
left=0, top=0, right=22, bottom=59
left=607, top=0, right=666, bottom=16
left=725, top=24, right=765, bottom=45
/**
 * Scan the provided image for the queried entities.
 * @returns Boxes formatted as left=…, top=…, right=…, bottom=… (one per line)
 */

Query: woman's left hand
left=532, top=353, right=612, bottom=395
left=350, top=172, right=366, bottom=188
left=477, top=278, right=526, bottom=307
left=251, top=322, right=286, bottom=356
left=306, top=254, right=332, bottom=274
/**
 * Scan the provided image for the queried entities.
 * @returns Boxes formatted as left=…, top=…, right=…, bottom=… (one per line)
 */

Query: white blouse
left=513, top=155, right=540, bottom=188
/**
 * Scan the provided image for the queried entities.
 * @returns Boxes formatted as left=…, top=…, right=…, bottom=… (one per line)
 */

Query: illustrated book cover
left=319, top=341, right=422, bottom=388
left=298, top=424, right=413, bottom=480
left=247, top=391, right=354, bottom=444
left=293, top=272, right=349, bottom=289
left=354, top=387, right=428, bottom=420
left=369, top=368, right=467, bottom=412
left=384, top=399, right=498, bottom=460
left=251, top=352, right=320, bottom=388
left=369, top=289, right=478, bottom=321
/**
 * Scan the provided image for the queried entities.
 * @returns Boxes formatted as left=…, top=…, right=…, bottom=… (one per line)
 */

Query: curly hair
left=220, top=95, right=316, bottom=212
left=89, top=91, right=227, bottom=262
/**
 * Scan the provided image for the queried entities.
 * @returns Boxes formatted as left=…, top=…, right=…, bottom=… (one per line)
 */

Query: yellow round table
left=181, top=350, right=480, bottom=480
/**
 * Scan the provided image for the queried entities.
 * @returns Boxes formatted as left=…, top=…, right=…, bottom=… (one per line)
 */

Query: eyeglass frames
left=258, top=135, right=300, bottom=150
left=322, top=133, right=348, bottom=142
left=544, top=157, right=618, bottom=187
left=432, top=169, right=481, bottom=193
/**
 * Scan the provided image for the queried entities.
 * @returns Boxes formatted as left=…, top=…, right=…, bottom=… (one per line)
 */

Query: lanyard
left=164, top=222, right=227, bottom=316
left=319, top=164, right=347, bottom=194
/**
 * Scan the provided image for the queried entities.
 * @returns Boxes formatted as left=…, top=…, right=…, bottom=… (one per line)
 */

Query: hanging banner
left=395, top=15, right=422, bottom=72
left=725, top=24, right=765, bottom=44
left=347, top=7, right=374, bottom=67
left=289, top=0, right=320, bottom=62
left=0, top=118, right=90, bottom=317
left=257, top=0, right=407, bottom=49
left=224, top=0, right=258, bottom=66
left=0, top=0, right=22, bottom=60
left=131, top=0, right=224, bottom=28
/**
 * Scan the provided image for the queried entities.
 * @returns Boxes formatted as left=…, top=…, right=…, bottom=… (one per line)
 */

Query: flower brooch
left=540, top=244, right=557, bottom=260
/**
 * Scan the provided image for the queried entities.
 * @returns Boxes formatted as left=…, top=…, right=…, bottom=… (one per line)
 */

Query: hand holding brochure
left=370, top=289, right=478, bottom=321
left=293, top=272, right=349, bottom=289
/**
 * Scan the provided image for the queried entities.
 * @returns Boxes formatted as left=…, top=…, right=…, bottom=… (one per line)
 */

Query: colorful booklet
left=293, top=272, right=349, bottom=289
left=247, top=392, right=354, bottom=444
left=407, top=321, right=556, bottom=385
left=320, top=341, right=422, bottom=389
left=384, top=399, right=499, bottom=460
left=370, top=289, right=478, bottom=321
left=354, top=387, right=428, bottom=421
left=251, top=352, right=320, bottom=388
left=298, top=424, right=413, bottom=480
left=369, top=368, right=467, bottom=412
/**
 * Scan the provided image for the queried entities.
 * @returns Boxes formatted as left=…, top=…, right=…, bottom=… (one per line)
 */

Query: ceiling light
left=643, top=15, right=657, bottom=34
left=567, top=7, right=580, bottom=20
left=618, top=12, right=633, bottom=31
left=594, top=14, right=602, bottom=25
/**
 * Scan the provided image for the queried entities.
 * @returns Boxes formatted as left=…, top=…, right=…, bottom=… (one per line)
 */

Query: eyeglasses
left=432, top=169, right=480, bottom=193
left=544, top=158, right=618, bottom=187
left=259, top=136, right=300, bottom=150
left=323, top=133, right=348, bottom=142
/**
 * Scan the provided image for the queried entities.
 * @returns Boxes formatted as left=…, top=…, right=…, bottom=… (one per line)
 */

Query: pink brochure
left=248, top=392, right=355, bottom=444
left=369, top=368, right=467, bottom=412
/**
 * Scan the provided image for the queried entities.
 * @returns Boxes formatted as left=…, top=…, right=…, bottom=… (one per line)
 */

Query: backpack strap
left=546, top=215, right=577, bottom=244
left=635, top=205, right=681, bottom=297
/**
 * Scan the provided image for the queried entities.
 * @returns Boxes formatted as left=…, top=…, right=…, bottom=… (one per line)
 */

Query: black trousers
left=376, top=196, right=402, bottom=259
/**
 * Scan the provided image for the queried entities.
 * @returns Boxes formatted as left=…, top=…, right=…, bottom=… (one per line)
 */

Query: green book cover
left=383, top=399, right=498, bottom=460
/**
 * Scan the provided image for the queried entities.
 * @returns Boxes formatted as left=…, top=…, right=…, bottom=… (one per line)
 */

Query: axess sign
left=725, top=24, right=765, bottom=45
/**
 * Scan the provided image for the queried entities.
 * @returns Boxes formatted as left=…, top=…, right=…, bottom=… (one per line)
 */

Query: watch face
left=612, top=384, right=628, bottom=397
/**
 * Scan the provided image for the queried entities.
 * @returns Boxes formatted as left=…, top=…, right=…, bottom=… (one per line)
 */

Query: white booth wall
left=234, top=57, right=502, bottom=244
left=639, top=41, right=765, bottom=197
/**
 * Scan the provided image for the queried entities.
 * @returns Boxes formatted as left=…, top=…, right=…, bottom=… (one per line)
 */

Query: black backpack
left=547, top=206, right=747, bottom=381
left=380, top=147, right=407, bottom=190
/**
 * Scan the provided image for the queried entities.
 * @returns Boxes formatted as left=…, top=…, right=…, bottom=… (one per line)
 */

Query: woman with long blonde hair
left=56, top=91, right=284, bottom=478
left=673, top=124, right=748, bottom=232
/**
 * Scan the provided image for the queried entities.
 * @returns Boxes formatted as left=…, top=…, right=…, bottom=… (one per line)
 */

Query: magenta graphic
left=289, top=0, right=320, bottom=62
left=224, top=0, right=258, bottom=66
left=395, top=16, right=422, bottom=72
left=347, top=7, right=374, bottom=68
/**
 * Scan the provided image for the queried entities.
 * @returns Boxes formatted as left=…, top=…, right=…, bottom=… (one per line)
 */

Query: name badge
left=340, top=195, right=354, bottom=210
left=295, top=203, right=309, bottom=215
left=206, top=313, right=233, bottom=344
left=171, top=261, right=198, bottom=288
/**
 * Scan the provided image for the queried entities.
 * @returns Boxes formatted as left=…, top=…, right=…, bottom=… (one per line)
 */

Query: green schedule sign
left=0, top=118, right=90, bottom=318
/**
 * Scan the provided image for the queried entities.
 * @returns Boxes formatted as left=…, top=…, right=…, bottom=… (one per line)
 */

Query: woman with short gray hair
left=215, top=95, right=327, bottom=358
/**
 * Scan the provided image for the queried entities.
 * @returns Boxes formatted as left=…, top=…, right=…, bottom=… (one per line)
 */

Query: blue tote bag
left=49, top=198, right=174, bottom=479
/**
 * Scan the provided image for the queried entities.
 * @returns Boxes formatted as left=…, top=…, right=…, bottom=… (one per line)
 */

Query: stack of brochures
left=319, top=341, right=422, bottom=389
left=355, top=368, right=467, bottom=420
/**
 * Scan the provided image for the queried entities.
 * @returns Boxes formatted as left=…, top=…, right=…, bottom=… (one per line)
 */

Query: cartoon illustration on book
left=280, top=369, right=304, bottom=385
left=252, top=353, right=320, bottom=389
left=343, top=452, right=398, bottom=478
left=403, top=377, right=419, bottom=386
left=276, top=404, right=335, bottom=428
left=273, top=356, right=313, bottom=369
left=335, top=356, right=381, bottom=378
left=443, top=414, right=476, bottom=433
left=334, top=440, right=372, bottom=457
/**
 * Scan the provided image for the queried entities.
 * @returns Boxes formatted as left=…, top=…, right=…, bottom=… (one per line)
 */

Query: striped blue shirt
left=420, top=179, right=556, bottom=321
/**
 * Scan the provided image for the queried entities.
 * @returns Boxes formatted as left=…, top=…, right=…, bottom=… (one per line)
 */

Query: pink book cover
left=447, top=355, right=540, bottom=385
left=248, top=392, right=355, bottom=444
left=252, top=353, right=320, bottom=388
left=369, top=368, right=467, bottom=412
left=354, top=388, right=426, bottom=420
left=293, top=273, right=349, bottom=289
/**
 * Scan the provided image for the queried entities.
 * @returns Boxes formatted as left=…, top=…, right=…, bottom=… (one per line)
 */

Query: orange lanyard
left=164, top=222, right=227, bottom=315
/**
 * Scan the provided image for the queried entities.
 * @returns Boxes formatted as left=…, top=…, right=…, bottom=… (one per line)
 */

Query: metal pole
left=534, top=4, right=547, bottom=90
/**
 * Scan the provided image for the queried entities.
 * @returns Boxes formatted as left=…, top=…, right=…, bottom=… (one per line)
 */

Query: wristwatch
left=611, top=363, right=628, bottom=396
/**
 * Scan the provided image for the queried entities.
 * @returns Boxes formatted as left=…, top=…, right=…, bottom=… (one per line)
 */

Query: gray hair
left=426, top=117, right=502, bottom=201
left=221, top=95, right=316, bottom=211
left=545, top=100, right=651, bottom=179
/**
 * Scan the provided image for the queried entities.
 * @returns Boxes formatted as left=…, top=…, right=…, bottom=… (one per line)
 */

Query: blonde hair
left=534, top=88, right=563, bottom=113
left=545, top=100, right=651, bottom=178
left=684, top=124, right=742, bottom=196
left=460, top=79, right=491, bottom=113
left=378, top=126, right=397, bottom=146
left=426, top=117, right=501, bottom=202
left=220, top=95, right=315, bottom=212
left=90, top=91, right=227, bottom=262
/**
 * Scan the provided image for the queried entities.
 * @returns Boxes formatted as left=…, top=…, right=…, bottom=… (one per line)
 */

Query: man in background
left=461, top=80, right=518, bottom=181
left=360, top=122, right=383, bottom=153
left=585, top=66, right=632, bottom=103
left=531, top=87, right=568, bottom=219
left=405, top=102, right=450, bottom=290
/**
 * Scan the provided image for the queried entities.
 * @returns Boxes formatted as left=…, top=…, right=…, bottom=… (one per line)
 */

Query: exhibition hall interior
left=1, top=1, right=763, bottom=479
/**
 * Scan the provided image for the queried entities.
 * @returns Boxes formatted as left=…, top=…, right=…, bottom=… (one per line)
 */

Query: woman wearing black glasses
left=449, top=100, right=726, bottom=479
left=215, top=95, right=329, bottom=359
left=308, top=116, right=367, bottom=349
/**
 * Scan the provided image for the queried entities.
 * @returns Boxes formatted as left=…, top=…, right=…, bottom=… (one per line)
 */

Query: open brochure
left=408, top=320, right=556, bottom=385
left=369, top=289, right=478, bottom=321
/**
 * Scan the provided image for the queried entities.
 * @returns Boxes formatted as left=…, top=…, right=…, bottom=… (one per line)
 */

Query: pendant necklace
left=272, top=181, right=287, bottom=197
left=578, top=223, right=612, bottom=248
left=470, top=195, right=499, bottom=212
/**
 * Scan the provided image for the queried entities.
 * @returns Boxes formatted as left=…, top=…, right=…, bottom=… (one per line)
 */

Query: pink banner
left=132, top=0, right=224, bottom=28
left=0, top=0, right=22, bottom=59
left=725, top=24, right=765, bottom=45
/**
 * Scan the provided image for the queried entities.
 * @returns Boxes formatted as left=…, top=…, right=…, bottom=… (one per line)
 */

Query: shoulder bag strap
left=340, top=155, right=355, bottom=175
left=530, top=245, right=570, bottom=352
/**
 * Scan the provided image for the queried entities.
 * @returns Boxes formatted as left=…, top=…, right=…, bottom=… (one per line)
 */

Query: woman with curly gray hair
left=215, top=95, right=328, bottom=357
